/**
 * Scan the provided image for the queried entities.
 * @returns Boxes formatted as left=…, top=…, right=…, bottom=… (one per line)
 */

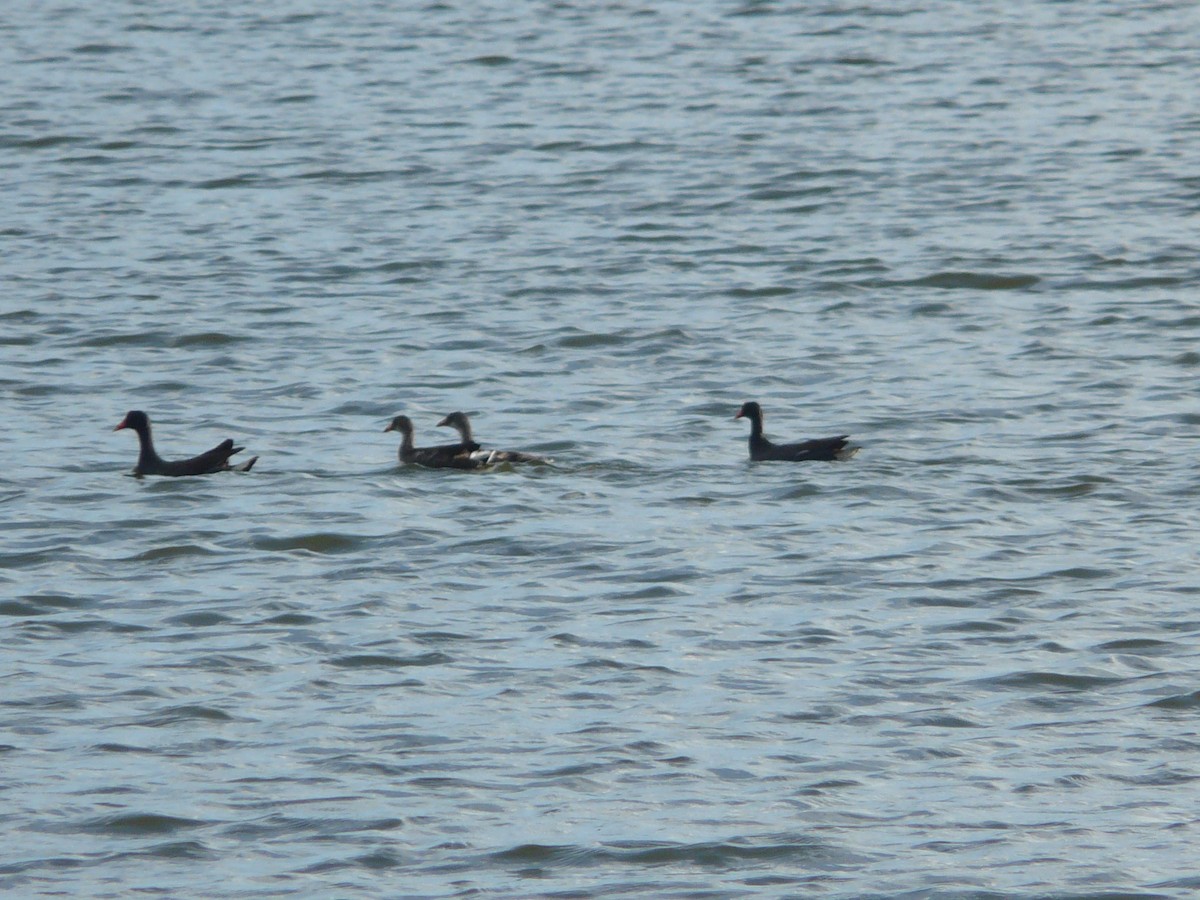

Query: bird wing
left=160, top=438, right=239, bottom=476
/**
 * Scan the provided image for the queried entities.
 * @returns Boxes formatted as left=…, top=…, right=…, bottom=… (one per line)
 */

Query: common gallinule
left=114, top=410, right=258, bottom=476
left=437, top=411, right=552, bottom=465
left=383, top=415, right=484, bottom=469
left=734, top=401, right=857, bottom=462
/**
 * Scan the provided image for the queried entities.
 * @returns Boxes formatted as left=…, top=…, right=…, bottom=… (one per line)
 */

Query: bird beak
left=114, top=420, right=127, bottom=431
left=733, top=411, right=744, bottom=419
left=436, top=417, right=449, bottom=428
left=383, top=423, right=394, bottom=433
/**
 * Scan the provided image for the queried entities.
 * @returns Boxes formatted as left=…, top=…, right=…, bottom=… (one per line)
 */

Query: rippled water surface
left=5, top=1, right=1200, bottom=897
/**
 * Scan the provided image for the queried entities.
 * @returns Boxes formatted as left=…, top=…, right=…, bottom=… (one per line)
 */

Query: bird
left=437, top=411, right=552, bottom=465
left=734, top=401, right=857, bottom=462
left=114, top=410, right=258, bottom=476
left=383, top=415, right=485, bottom=469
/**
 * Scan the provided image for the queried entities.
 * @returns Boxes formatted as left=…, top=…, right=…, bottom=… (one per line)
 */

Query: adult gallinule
left=734, top=401, right=857, bottom=462
left=383, top=415, right=483, bottom=469
left=437, top=411, right=552, bottom=465
left=114, top=410, right=258, bottom=476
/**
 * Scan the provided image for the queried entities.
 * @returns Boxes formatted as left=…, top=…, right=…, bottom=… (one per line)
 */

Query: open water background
left=3, top=1, right=1200, bottom=896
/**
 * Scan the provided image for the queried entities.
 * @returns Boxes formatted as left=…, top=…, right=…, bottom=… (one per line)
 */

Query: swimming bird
left=734, top=401, right=857, bottom=462
left=114, top=410, right=258, bottom=476
left=437, top=411, right=552, bottom=464
left=384, top=415, right=484, bottom=469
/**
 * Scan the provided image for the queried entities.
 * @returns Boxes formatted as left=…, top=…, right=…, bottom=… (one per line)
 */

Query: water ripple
left=4, top=0, right=1199, bottom=896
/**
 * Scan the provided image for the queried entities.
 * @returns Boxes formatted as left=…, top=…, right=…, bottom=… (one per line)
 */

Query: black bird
left=384, top=415, right=484, bottom=469
left=734, top=401, right=857, bottom=462
left=114, top=410, right=257, bottom=476
left=437, top=411, right=552, bottom=465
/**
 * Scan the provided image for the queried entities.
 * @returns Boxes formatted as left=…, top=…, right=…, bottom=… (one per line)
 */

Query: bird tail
left=232, top=456, right=258, bottom=472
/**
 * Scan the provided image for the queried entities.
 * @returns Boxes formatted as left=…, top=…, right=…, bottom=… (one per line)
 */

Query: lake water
left=4, top=1, right=1200, bottom=897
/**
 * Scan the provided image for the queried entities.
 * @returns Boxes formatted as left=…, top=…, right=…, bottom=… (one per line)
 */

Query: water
left=4, top=1, right=1200, bottom=896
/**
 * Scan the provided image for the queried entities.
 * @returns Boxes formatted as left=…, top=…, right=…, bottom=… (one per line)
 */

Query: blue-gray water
left=4, top=1, right=1200, bottom=897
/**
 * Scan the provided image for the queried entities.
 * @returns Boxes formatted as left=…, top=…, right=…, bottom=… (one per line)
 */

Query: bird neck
left=398, top=428, right=415, bottom=461
left=133, top=421, right=162, bottom=467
